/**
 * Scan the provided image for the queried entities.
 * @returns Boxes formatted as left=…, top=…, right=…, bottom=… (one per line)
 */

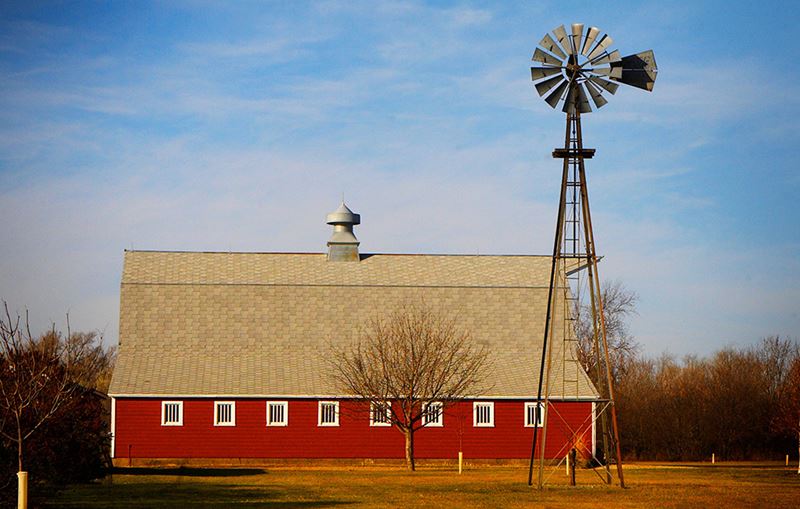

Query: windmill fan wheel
left=531, top=23, right=658, bottom=114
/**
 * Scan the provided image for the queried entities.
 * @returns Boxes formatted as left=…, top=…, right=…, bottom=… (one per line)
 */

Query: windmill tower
left=527, top=23, right=657, bottom=489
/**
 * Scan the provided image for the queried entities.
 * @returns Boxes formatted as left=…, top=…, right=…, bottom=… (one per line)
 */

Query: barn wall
left=112, top=398, right=593, bottom=460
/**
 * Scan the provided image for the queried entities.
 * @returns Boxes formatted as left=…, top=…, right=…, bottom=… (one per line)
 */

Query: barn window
left=161, top=401, right=183, bottom=426
left=473, top=401, right=494, bottom=427
left=524, top=402, right=544, bottom=427
left=267, top=401, right=288, bottom=426
left=422, top=401, right=443, bottom=427
left=318, top=401, right=339, bottom=426
left=214, top=401, right=236, bottom=426
left=370, top=401, right=391, bottom=427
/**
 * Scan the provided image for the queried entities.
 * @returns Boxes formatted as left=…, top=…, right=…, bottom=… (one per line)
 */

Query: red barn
left=109, top=203, right=598, bottom=463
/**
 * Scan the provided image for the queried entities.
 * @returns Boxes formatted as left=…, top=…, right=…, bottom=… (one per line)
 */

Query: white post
left=18, top=471, right=28, bottom=509
left=458, top=451, right=463, bottom=474
left=787, top=455, right=789, bottom=467
left=712, top=453, right=715, bottom=464
left=566, top=453, right=570, bottom=475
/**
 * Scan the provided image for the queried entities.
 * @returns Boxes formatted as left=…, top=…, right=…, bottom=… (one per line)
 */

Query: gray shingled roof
left=109, top=251, right=598, bottom=400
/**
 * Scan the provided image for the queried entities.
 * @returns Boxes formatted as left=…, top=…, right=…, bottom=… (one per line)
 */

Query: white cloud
left=444, top=6, right=493, bottom=27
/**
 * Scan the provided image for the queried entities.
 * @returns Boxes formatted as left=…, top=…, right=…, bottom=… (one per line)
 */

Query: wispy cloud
left=446, top=6, right=493, bottom=27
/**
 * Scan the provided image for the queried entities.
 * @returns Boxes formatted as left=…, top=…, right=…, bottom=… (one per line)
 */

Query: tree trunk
left=17, top=416, right=23, bottom=472
left=569, top=447, right=577, bottom=486
left=796, top=423, right=799, bottom=474
left=404, top=429, right=416, bottom=471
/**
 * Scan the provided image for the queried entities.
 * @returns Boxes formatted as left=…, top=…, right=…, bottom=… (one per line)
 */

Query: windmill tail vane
left=531, top=23, right=658, bottom=114
left=527, top=23, right=657, bottom=490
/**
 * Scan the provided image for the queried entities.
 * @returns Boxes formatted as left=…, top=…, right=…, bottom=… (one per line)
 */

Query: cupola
left=326, top=202, right=360, bottom=262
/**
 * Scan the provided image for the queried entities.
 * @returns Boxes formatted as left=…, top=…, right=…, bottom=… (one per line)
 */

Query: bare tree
left=0, top=302, right=106, bottom=474
left=330, top=305, right=492, bottom=470
left=575, top=280, right=639, bottom=384
left=758, top=336, right=798, bottom=405
left=774, top=355, right=800, bottom=473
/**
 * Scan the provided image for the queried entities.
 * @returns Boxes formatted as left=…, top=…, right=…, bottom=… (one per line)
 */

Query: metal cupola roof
left=326, top=202, right=360, bottom=226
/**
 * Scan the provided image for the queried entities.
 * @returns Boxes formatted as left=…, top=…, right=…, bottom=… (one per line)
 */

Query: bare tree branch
left=0, top=301, right=112, bottom=473
left=575, top=280, right=640, bottom=385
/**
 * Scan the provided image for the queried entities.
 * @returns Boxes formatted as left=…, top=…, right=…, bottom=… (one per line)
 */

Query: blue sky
left=1, top=1, right=798, bottom=356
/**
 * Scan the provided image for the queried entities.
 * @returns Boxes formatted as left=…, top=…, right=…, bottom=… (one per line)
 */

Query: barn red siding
left=113, top=398, right=593, bottom=460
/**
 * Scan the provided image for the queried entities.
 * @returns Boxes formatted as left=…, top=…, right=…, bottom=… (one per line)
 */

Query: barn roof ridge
left=122, top=249, right=552, bottom=258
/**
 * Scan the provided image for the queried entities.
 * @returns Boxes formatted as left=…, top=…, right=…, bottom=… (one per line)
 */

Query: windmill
left=527, top=23, right=657, bottom=489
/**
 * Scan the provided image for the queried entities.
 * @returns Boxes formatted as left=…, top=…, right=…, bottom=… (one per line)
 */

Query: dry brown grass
left=46, top=461, right=800, bottom=508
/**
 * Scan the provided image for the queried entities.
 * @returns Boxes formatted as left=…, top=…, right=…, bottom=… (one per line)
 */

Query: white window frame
left=214, top=401, right=236, bottom=427
left=473, top=401, right=494, bottom=427
left=266, top=401, right=289, bottom=427
left=161, top=401, right=183, bottom=426
left=422, top=401, right=443, bottom=427
left=318, top=401, right=339, bottom=427
left=370, top=401, right=392, bottom=427
left=524, top=402, right=544, bottom=427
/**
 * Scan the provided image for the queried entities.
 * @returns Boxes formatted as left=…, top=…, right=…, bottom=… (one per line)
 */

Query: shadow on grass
left=113, top=466, right=267, bottom=477
left=45, top=481, right=353, bottom=508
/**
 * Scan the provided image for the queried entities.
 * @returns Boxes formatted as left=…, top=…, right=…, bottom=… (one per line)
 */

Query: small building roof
left=109, top=250, right=598, bottom=400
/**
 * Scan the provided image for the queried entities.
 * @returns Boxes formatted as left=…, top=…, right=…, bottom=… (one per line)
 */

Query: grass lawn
left=44, top=461, right=800, bottom=508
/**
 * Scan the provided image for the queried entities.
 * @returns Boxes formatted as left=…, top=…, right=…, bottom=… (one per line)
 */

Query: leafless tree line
left=614, top=337, right=800, bottom=462
left=575, top=284, right=800, bottom=463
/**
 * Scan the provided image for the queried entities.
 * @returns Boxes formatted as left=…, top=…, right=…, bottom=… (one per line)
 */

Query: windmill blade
left=584, top=79, right=608, bottom=109
left=535, top=75, right=565, bottom=96
left=589, top=49, right=621, bottom=66
left=571, top=23, right=584, bottom=57
left=590, top=53, right=612, bottom=66
left=588, top=75, right=619, bottom=95
left=544, top=79, right=569, bottom=108
left=587, top=34, right=614, bottom=61
left=592, top=66, right=622, bottom=79
left=538, top=33, right=567, bottom=60
left=576, top=82, right=592, bottom=113
left=532, top=47, right=563, bottom=66
left=561, top=82, right=591, bottom=114
left=562, top=84, right=576, bottom=114
left=581, top=26, right=600, bottom=56
left=531, top=66, right=563, bottom=81
left=552, top=25, right=572, bottom=55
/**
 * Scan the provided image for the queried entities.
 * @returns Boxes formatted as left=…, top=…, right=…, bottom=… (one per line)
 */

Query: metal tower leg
left=584, top=252, right=613, bottom=483
left=528, top=116, right=572, bottom=488
left=577, top=161, right=626, bottom=487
